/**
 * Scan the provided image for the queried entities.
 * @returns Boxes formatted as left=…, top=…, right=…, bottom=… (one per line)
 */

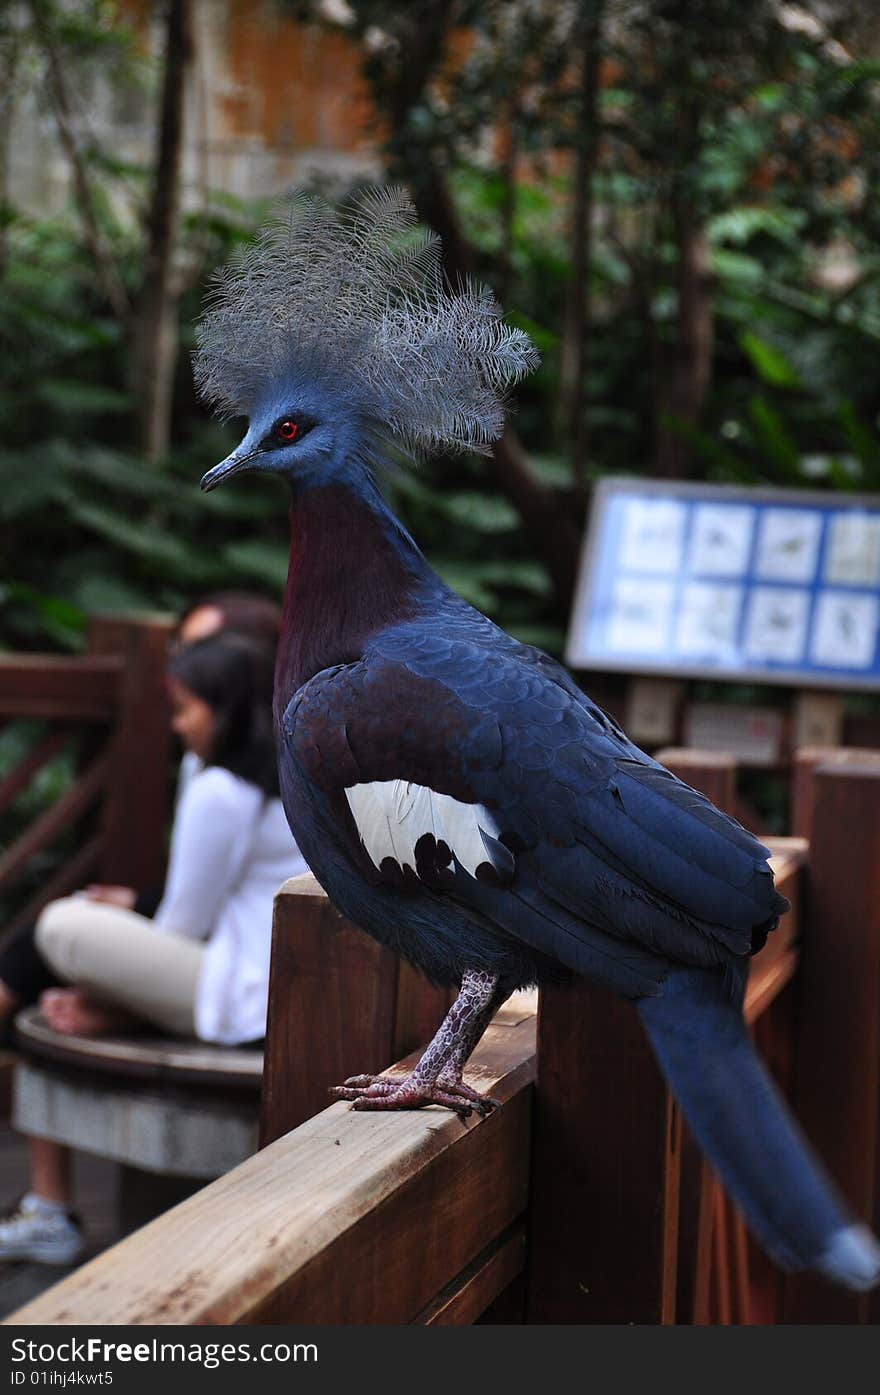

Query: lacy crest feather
left=193, top=187, right=539, bottom=454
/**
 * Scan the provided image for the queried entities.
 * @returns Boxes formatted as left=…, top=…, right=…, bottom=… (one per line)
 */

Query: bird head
left=200, top=383, right=361, bottom=495
left=194, top=187, right=538, bottom=497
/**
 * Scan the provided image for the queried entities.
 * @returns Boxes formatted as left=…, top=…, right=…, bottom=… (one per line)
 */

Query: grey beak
left=200, top=447, right=260, bottom=492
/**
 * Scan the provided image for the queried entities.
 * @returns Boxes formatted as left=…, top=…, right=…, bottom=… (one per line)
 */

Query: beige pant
left=35, top=898, right=204, bottom=1037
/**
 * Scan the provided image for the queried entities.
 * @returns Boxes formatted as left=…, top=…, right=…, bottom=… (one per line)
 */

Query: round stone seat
left=12, top=1008, right=263, bottom=1184
left=13, top=1008, right=262, bottom=1092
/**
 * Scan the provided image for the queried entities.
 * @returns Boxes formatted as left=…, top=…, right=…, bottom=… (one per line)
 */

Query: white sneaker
left=0, top=1197, right=84, bottom=1265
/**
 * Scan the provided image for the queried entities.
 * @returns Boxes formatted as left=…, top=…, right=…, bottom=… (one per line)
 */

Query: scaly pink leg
left=330, top=969, right=513, bottom=1119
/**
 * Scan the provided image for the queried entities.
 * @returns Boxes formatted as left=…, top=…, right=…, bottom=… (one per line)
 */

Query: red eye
left=276, top=419, right=298, bottom=442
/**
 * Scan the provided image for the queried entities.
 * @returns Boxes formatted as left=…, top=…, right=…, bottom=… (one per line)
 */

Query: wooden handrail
left=1, top=835, right=105, bottom=942
left=0, top=617, right=174, bottom=928
left=0, top=656, right=122, bottom=721
left=526, top=825, right=808, bottom=1325
left=260, top=874, right=455, bottom=1147
left=0, top=752, right=109, bottom=892
left=743, top=836, right=807, bottom=1020
left=0, top=728, right=73, bottom=815
left=5, top=996, right=536, bottom=1325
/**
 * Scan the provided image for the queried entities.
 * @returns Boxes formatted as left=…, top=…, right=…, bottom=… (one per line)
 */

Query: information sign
left=566, top=479, right=880, bottom=690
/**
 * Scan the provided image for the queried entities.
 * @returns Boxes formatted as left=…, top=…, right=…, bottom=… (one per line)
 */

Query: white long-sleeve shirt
left=154, top=765, right=308, bottom=1044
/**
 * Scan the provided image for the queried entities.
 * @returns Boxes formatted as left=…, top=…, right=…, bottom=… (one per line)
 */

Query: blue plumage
left=196, top=190, right=880, bottom=1293
left=639, top=969, right=850, bottom=1273
left=281, top=596, right=778, bottom=995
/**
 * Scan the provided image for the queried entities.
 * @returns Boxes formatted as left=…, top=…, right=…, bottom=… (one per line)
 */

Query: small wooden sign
left=625, top=678, right=683, bottom=744
left=792, top=691, right=845, bottom=748
left=683, top=703, right=783, bottom=765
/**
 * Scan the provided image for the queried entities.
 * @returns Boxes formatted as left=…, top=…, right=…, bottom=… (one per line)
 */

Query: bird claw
left=328, top=1072, right=500, bottom=1120
left=437, top=1078, right=502, bottom=1116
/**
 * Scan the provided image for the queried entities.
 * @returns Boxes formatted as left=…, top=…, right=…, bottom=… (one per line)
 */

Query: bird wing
left=282, top=631, right=782, bottom=985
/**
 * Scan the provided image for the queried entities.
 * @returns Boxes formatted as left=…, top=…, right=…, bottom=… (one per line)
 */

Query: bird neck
left=274, top=475, right=429, bottom=712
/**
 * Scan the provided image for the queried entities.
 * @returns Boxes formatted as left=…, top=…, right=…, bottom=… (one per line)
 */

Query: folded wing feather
left=344, top=780, right=503, bottom=880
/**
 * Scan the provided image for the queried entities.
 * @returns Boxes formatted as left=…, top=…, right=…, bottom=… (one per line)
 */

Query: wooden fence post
left=87, top=613, right=174, bottom=891
left=526, top=750, right=737, bottom=1323
left=783, top=760, right=880, bottom=1324
left=259, top=876, right=397, bottom=1147
left=259, top=875, right=454, bottom=1147
left=656, top=750, right=747, bottom=1325
left=790, top=746, right=880, bottom=841
left=526, top=978, right=681, bottom=1323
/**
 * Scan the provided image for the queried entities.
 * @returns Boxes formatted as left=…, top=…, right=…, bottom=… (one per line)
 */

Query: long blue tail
left=637, top=966, right=880, bottom=1290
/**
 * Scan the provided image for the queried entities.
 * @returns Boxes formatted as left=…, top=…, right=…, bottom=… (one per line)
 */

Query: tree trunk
left=496, top=116, right=517, bottom=308
left=365, top=4, right=583, bottom=616
left=559, top=0, right=605, bottom=494
left=654, top=91, right=714, bottom=478
left=30, top=0, right=130, bottom=324
left=654, top=204, right=713, bottom=477
left=492, top=427, right=582, bottom=610
left=132, top=0, right=193, bottom=460
left=407, top=169, right=581, bottom=612
left=0, top=28, right=20, bottom=278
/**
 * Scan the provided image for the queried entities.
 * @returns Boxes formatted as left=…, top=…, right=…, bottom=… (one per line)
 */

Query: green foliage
left=5, top=0, right=880, bottom=677
left=0, top=197, right=563, bottom=654
left=738, top=332, right=801, bottom=389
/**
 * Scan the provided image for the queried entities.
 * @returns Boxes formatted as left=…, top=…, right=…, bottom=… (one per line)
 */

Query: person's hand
left=81, top=884, right=137, bottom=909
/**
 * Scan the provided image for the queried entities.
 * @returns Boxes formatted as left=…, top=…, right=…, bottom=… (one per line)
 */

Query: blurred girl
left=0, top=633, right=307, bottom=1263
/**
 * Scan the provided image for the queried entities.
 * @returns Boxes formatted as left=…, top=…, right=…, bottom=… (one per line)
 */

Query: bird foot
left=329, top=1072, right=501, bottom=1120
left=436, top=1076, right=502, bottom=1116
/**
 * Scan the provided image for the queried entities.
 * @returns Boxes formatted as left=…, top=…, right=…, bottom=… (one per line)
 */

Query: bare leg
left=39, top=988, right=141, bottom=1038
left=331, top=969, right=514, bottom=1118
left=29, top=1137, right=73, bottom=1207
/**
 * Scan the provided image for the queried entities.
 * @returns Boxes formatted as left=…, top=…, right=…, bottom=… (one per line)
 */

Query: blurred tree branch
left=559, top=0, right=606, bottom=496
left=132, top=0, right=194, bottom=460
left=0, top=17, right=22, bottom=277
left=29, top=0, right=131, bottom=325
left=654, top=78, right=715, bottom=477
left=318, top=0, right=582, bottom=611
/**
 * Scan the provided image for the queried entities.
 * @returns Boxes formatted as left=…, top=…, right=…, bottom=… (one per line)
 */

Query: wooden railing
left=0, top=615, right=173, bottom=940
left=527, top=748, right=880, bottom=1325
left=259, top=874, right=456, bottom=1147
left=6, top=990, right=536, bottom=1325
left=3, top=750, right=878, bottom=1326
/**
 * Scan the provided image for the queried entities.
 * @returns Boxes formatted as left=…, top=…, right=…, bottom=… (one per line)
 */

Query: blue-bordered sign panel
left=565, top=478, right=880, bottom=690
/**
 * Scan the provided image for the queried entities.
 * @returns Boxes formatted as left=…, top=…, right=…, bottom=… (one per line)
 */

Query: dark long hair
left=168, top=634, right=279, bottom=797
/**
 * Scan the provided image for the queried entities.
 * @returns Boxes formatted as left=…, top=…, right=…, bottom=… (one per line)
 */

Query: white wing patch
left=344, top=780, right=503, bottom=880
